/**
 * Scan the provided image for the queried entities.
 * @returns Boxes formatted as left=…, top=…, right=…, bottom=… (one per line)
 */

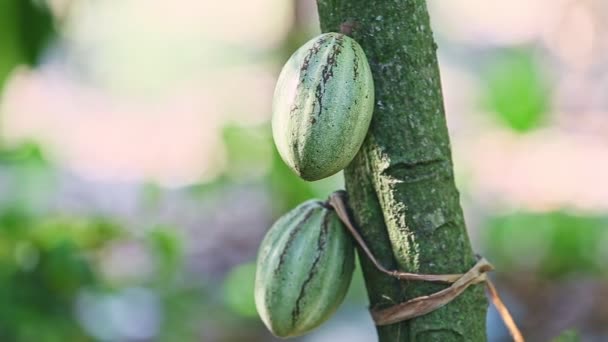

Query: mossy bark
left=316, top=1, right=488, bottom=341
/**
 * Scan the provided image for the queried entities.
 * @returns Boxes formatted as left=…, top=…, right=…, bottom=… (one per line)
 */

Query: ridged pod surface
left=254, top=200, right=355, bottom=338
left=272, top=32, right=374, bottom=181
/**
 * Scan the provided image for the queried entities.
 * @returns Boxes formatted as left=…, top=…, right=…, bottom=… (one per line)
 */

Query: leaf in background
left=0, top=142, right=54, bottom=217
left=552, top=329, right=580, bottom=342
left=481, top=48, right=550, bottom=133
left=268, top=144, right=317, bottom=215
left=43, top=241, right=96, bottom=297
left=146, top=227, right=183, bottom=284
left=29, top=216, right=121, bottom=251
left=222, top=262, right=257, bottom=318
left=222, top=124, right=273, bottom=182
left=0, top=212, right=125, bottom=341
left=222, top=123, right=324, bottom=216
left=17, top=0, right=56, bottom=65
left=482, top=211, right=607, bottom=278
left=0, top=0, right=24, bottom=87
left=0, top=0, right=56, bottom=89
left=0, top=141, right=47, bottom=164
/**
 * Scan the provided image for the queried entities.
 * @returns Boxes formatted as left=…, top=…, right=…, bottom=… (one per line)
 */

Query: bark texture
left=316, top=1, right=488, bottom=341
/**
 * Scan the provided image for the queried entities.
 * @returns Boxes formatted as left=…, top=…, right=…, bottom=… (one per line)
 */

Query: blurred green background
left=0, top=1, right=607, bottom=341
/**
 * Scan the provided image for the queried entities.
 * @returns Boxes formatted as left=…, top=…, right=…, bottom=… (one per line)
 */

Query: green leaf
left=0, top=0, right=56, bottom=89
left=482, top=48, right=550, bottom=132
left=482, top=211, right=607, bottom=278
left=17, top=0, right=56, bottom=65
left=0, top=0, right=24, bottom=87
left=268, top=143, right=318, bottom=215
left=222, top=124, right=273, bottom=182
left=552, top=329, right=580, bottom=342
left=146, top=227, right=183, bottom=283
left=0, top=141, right=47, bottom=164
left=222, top=262, right=257, bottom=318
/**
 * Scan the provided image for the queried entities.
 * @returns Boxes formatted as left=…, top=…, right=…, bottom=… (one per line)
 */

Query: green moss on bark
left=316, top=0, right=488, bottom=341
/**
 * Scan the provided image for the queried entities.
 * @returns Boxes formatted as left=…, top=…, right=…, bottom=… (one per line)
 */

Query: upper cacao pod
left=254, top=200, right=355, bottom=338
left=272, top=32, right=374, bottom=181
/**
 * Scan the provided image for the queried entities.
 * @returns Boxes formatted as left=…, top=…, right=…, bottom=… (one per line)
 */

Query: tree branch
left=316, top=1, right=488, bottom=340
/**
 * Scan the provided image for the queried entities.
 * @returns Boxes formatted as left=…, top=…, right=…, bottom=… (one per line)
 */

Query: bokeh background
left=0, top=0, right=606, bottom=341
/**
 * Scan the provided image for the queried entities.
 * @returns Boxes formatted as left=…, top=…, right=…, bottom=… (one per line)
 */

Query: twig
left=371, top=258, right=491, bottom=325
left=327, top=190, right=524, bottom=341
left=486, top=279, right=525, bottom=342
left=328, top=190, right=462, bottom=283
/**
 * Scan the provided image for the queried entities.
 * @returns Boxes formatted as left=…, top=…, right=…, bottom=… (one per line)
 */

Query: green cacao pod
left=272, top=32, right=375, bottom=181
left=254, top=200, right=355, bottom=338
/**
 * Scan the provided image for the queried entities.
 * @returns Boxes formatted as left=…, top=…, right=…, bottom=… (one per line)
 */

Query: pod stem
left=339, top=21, right=358, bottom=36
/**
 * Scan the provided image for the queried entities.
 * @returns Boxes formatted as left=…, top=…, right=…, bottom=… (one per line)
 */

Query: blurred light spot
left=465, top=128, right=608, bottom=212
left=47, top=0, right=75, bottom=20
left=545, top=4, right=595, bottom=69
left=209, top=66, right=276, bottom=125
left=430, top=0, right=566, bottom=45
left=112, top=288, right=162, bottom=341
left=64, top=0, right=291, bottom=96
left=0, top=0, right=291, bottom=186
left=439, top=63, right=482, bottom=133
left=76, top=287, right=162, bottom=341
left=1, top=69, right=226, bottom=186
left=76, top=289, right=116, bottom=341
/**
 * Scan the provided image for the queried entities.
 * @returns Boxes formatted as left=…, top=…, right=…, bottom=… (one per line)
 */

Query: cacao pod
left=254, top=200, right=355, bottom=338
left=272, top=32, right=374, bottom=181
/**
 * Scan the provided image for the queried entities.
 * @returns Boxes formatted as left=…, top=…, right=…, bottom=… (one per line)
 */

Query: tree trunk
left=316, top=1, right=488, bottom=341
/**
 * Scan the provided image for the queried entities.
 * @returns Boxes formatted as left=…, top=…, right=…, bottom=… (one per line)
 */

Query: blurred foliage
left=146, top=227, right=183, bottom=286
left=268, top=144, right=318, bottom=214
left=0, top=140, right=291, bottom=341
left=16, top=0, right=56, bottom=65
left=0, top=144, right=202, bottom=341
left=0, top=142, right=56, bottom=214
left=222, top=124, right=273, bottom=183
left=483, top=211, right=608, bottom=278
left=0, top=209, right=120, bottom=341
left=0, top=1, right=602, bottom=340
left=0, top=0, right=24, bottom=86
left=0, top=205, right=207, bottom=341
left=220, top=123, right=340, bottom=216
left=552, top=329, right=580, bottom=342
left=0, top=0, right=56, bottom=88
left=223, top=262, right=257, bottom=318
left=482, top=48, right=550, bottom=133
left=0, top=141, right=47, bottom=163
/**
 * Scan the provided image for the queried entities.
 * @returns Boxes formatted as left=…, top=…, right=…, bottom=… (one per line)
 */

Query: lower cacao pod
left=254, top=200, right=355, bottom=338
